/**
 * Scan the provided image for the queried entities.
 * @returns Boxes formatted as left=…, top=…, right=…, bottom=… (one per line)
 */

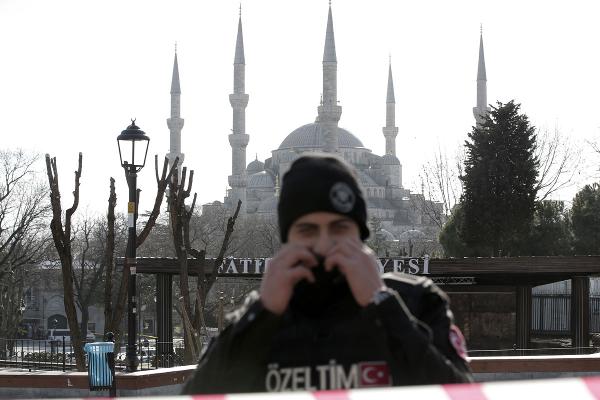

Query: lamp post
left=117, top=119, right=150, bottom=372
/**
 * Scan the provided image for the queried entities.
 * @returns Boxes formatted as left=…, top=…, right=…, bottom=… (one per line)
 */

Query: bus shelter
left=125, top=255, right=600, bottom=358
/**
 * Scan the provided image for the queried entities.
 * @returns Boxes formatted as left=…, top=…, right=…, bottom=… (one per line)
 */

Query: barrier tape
left=186, top=376, right=600, bottom=400
left=59, top=375, right=600, bottom=399
left=74, top=371, right=600, bottom=400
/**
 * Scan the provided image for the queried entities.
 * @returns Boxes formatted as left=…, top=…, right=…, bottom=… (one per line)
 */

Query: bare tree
left=416, top=145, right=465, bottom=228
left=70, top=216, right=109, bottom=340
left=585, top=138, right=600, bottom=180
left=243, top=215, right=280, bottom=257
left=103, top=178, right=118, bottom=336
left=0, top=151, right=49, bottom=364
left=0, top=268, right=25, bottom=341
left=0, top=150, right=50, bottom=341
left=105, top=156, right=178, bottom=346
left=45, top=152, right=86, bottom=370
left=0, top=152, right=50, bottom=266
left=535, top=127, right=582, bottom=201
left=167, top=166, right=241, bottom=363
left=46, top=154, right=176, bottom=369
left=189, top=205, right=235, bottom=257
left=137, top=213, right=174, bottom=258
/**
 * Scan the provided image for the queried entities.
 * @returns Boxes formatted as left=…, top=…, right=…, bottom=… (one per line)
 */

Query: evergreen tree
left=571, top=183, right=600, bottom=255
left=527, top=200, right=572, bottom=256
left=439, top=204, right=469, bottom=257
left=460, top=100, right=539, bottom=256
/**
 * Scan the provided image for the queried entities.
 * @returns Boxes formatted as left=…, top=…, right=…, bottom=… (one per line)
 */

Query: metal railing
left=0, top=336, right=187, bottom=372
left=532, top=295, right=600, bottom=335
left=124, top=338, right=186, bottom=370
left=0, top=337, right=75, bottom=371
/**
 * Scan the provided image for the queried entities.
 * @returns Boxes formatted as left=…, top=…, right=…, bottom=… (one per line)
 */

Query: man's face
left=287, top=211, right=361, bottom=256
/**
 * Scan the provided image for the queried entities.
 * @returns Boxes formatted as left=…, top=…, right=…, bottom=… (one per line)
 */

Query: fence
left=532, top=295, right=600, bottom=335
left=0, top=337, right=186, bottom=372
left=0, top=337, right=75, bottom=371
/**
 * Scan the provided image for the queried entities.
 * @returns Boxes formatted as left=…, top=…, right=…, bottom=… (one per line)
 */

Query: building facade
left=166, top=5, right=491, bottom=250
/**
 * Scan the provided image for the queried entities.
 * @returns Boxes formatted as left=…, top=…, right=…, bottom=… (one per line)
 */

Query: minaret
left=167, top=48, right=184, bottom=168
left=382, top=58, right=403, bottom=190
left=317, top=2, right=342, bottom=153
left=228, top=8, right=249, bottom=213
left=473, top=27, right=490, bottom=127
left=382, top=59, right=398, bottom=156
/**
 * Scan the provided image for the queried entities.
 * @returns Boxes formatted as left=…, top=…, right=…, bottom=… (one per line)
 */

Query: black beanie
left=278, top=154, right=369, bottom=242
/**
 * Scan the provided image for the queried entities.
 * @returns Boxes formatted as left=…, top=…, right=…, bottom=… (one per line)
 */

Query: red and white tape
left=177, top=376, right=600, bottom=400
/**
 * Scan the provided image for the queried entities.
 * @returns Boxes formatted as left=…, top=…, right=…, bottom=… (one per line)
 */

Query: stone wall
left=447, top=291, right=516, bottom=351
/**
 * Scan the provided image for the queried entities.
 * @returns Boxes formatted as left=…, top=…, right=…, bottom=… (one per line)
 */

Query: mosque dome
left=278, top=123, right=364, bottom=150
left=248, top=171, right=275, bottom=189
left=397, top=229, right=426, bottom=242
left=247, top=158, right=265, bottom=174
left=376, top=229, right=396, bottom=241
left=382, top=153, right=400, bottom=165
left=357, top=171, right=377, bottom=187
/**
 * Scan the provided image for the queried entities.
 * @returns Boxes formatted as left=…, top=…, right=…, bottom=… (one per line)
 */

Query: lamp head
left=117, top=119, right=150, bottom=172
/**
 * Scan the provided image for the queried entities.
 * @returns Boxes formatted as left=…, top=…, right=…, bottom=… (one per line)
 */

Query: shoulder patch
left=226, top=290, right=260, bottom=324
left=449, top=324, right=468, bottom=360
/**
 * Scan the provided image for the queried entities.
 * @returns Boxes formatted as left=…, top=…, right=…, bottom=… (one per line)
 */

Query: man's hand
left=324, top=238, right=384, bottom=306
left=259, top=244, right=318, bottom=315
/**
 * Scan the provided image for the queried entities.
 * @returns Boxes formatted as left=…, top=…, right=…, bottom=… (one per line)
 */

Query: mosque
left=164, top=4, right=490, bottom=249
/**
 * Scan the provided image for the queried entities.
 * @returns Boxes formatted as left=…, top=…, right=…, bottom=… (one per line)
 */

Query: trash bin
left=84, top=342, right=115, bottom=393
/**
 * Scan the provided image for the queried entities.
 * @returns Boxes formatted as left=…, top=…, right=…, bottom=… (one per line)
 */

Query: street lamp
left=117, top=119, right=150, bottom=372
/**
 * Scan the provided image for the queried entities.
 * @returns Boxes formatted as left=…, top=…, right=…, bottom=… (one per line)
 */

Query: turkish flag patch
left=358, top=361, right=392, bottom=387
left=449, top=324, right=468, bottom=360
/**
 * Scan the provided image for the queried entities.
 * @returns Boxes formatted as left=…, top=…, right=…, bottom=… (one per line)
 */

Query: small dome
left=397, top=229, right=426, bottom=242
left=278, top=123, right=365, bottom=150
left=248, top=171, right=274, bottom=189
left=382, top=153, right=400, bottom=165
left=376, top=229, right=396, bottom=241
left=247, top=159, right=265, bottom=174
left=357, top=171, right=377, bottom=187
left=257, top=196, right=278, bottom=213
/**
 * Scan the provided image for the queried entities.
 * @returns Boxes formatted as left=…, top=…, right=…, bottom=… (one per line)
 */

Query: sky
left=1, top=0, right=599, bottom=218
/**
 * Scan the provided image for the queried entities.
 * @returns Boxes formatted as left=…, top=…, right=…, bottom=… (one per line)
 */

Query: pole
left=125, top=166, right=139, bottom=372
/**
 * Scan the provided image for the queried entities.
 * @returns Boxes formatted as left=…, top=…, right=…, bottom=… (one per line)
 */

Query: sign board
left=216, top=257, right=430, bottom=276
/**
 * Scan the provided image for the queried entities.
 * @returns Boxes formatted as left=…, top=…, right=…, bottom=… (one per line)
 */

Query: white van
left=47, top=329, right=71, bottom=343
left=47, top=329, right=95, bottom=343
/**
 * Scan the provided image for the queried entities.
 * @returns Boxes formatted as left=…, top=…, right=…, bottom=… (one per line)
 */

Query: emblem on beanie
left=329, top=182, right=355, bottom=213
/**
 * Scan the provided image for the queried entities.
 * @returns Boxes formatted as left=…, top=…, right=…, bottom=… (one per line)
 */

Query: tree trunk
left=80, top=305, right=90, bottom=340
left=45, top=154, right=86, bottom=371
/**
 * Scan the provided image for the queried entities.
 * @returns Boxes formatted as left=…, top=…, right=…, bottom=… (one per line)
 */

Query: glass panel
left=118, top=139, right=134, bottom=166
left=133, top=139, right=149, bottom=167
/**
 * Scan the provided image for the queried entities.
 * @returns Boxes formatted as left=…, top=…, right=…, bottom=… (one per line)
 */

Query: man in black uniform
left=182, top=155, right=472, bottom=394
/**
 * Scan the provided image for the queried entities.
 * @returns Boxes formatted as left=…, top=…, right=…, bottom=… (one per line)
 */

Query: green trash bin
left=84, top=342, right=115, bottom=393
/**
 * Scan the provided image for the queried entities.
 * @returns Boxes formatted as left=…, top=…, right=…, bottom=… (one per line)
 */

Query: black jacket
left=182, top=273, right=473, bottom=394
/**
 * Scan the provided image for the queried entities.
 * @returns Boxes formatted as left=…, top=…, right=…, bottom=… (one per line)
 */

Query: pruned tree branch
left=107, top=155, right=178, bottom=342
left=44, top=153, right=86, bottom=371
left=103, top=178, right=116, bottom=334
left=136, top=156, right=178, bottom=247
left=168, top=163, right=241, bottom=363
